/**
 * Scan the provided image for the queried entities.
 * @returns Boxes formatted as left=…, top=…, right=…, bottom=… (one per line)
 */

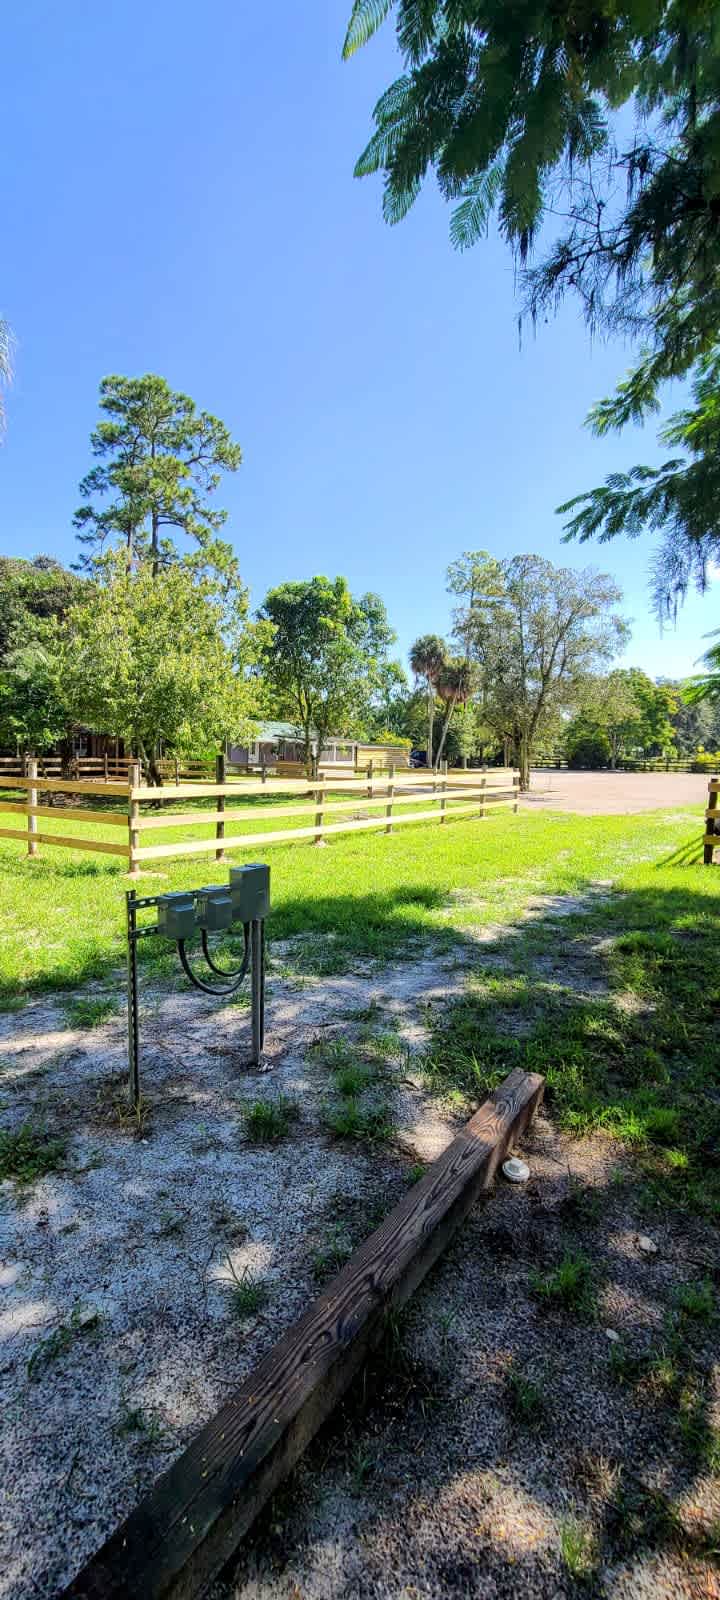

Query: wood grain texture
left=0, top=828, right=130, bottom=857
left=61, top=1068, right=543, bottom=1600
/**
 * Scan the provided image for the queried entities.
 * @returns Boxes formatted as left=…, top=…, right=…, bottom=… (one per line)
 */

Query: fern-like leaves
left=342, top=0, right=394, bottom=60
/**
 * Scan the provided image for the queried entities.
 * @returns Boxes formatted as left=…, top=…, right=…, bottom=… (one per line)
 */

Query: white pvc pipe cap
left=502, top=1156, right=530, bottom=1184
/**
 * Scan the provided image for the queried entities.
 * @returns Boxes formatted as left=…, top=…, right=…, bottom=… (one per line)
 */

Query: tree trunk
left=427, top=691, right=434, bottom=770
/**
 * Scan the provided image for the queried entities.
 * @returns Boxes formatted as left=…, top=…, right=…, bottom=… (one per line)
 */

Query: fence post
left=215, top=752, right=226, bottom=862
left=127, top=760, right=141, bottom=878
left=314, top=781, right=326, bottom=845
left=479, top=775, right=486, bottom=818
left=261, top=757, right=267, bottom=786
left=513, top=772, right=520, bottom=815
left=705, top=777, right=719, bottom=866
left=440, top=774, right=447, bottom=823
left=104, top=752, right=109, bottom=783
left=27, top=757, right=38, bottom=858
left=386, top=764, right=395, bottom=835
left=367, top=759, right=374, bottom=801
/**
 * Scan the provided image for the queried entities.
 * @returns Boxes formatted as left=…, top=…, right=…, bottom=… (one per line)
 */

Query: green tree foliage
left=568, top=668, right=676, bottom=767
left=60, top=559, right=255, bottom=783
left=0, top=627, right=71, bottom=755
left=560, top=353, right=720, bottom=617
left=0, top=557, right=86, bottom=756
left=408, top=633, right=447, bottom=767
left=451, top=551, right=627, bottom=788
left=257, top=576, right=396, bottom=769
left=0, top=556, right=83, bottom=662
left=663, top=673, right=720, bottom=753
left=344, top=2, right=720, bottom=386
left=434, top=657, right=474, bottom=769
left=345, top=3, right=720, bottom=604
left=74, top=375, right=243, bottom=586
left=684, top=632, right=720, bottom=708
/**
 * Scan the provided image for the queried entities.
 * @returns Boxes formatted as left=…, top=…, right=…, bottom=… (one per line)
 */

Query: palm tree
left=0, top=318, right=14, bottom=437
left=435, top=659, right=474, bottom=769
left=409, top=633, right=447, bottom=768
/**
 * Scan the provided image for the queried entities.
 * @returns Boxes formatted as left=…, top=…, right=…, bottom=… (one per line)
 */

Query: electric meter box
left=229, top=863, right=270, bottom=923
left=195, top=886, right=234, bottom=932
left=157, top=892, right=196, bottom=942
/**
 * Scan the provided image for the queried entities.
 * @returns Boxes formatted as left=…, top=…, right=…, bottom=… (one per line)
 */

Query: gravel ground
left=1, top=896, right=718, bottom=1599
left=524, top=769, right=709, bottom=814
left=212, top=1117, right=720, bottom=1600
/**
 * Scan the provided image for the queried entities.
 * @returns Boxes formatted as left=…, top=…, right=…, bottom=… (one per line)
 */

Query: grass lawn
left=2, top=799, right=719, bottom=1595
left=2, top=799, right=718, bottom=1218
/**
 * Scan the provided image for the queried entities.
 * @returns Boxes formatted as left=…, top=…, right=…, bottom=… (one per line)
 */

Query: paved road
left=522, top=768, right=709, bottom=815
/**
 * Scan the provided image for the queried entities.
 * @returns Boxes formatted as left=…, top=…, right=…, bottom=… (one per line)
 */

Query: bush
left=690, top=751, right=720, bottom=773
left=566, top=732, right=611, bottom=770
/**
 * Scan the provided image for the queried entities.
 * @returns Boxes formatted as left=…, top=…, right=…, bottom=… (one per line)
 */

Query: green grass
left=64, top=995, right=119, bottom=1028
left=505, top=1361, right=546, bottom=1426
left=0, top=802, right=708, bottom=1000
left=1, top=800, right=716, bottom=1215
left=0, top=1124, right=66, bottom=1185
left=242, top=1096, right=299, bottom=1143
left=225, top=1263, right=270, bottom=1320
left=322, top=1095, right=395, bottom=1144
left=559, top=1516, right=596, bottom=1580
left=530, top=1251, right=597, bottom=1318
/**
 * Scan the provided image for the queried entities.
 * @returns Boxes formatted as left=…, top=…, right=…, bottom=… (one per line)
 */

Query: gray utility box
left=195, top=886, right=234, bottom=932
left=230, top=863, right=271, bottom=923
left=157, top=892, right=196, bottom=942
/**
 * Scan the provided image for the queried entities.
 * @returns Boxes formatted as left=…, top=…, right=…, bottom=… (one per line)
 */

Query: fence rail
left=0, top=766, right=520, bottom=872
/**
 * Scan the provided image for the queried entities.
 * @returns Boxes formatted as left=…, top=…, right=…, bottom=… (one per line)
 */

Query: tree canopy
left=344, top=2, right=720, bottom=390
left=559, top=349, right=720, bottom=618
left=74, top=374, right=243, bottom=588
left=60, top=559, right=255, bottom=782
left=257, top=576, right=397, bottom=767
left=449, top=551, right=627, bottom=787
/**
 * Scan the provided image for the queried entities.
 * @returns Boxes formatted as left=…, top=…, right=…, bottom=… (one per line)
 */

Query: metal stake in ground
left=124, top=865, right=270, bottom=1107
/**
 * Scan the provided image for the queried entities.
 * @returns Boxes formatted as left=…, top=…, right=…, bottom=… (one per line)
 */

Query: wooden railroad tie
left=61, top=1066, right=544, bottom=1599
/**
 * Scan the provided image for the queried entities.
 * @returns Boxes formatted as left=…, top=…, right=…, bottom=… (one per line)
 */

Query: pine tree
left=74, top=374, right=243, bottom=589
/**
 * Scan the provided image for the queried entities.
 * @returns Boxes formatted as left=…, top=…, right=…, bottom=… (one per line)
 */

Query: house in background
left=227, top=721, right=410, bottom=771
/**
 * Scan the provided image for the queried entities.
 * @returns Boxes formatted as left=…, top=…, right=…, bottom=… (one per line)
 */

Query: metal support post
left=250, top=917, right=265, bottom=1065
left=126, top=890, right=140, bottom=1108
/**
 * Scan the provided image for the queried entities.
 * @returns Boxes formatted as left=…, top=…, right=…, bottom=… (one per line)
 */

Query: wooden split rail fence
left=0, top=764, right=520, bottom=873
left=704, top=777, right=720, bottom=864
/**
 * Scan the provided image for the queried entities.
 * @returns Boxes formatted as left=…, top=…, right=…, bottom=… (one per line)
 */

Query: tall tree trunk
left=427, top=689, right=434, bottom=769
left=435, top=694, right=458, bottom=769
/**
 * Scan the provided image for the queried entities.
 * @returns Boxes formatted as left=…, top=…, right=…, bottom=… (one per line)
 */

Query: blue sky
left=1, top=1, right=715, bottom=679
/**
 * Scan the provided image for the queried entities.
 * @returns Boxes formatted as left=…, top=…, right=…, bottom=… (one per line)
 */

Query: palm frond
left=342, top=0, right=394, bottom=60
left=450, top=164, right=504, bottom=250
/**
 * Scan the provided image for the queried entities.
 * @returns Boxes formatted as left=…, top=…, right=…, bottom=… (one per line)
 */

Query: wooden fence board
left=135, top=786, right=517, bottom=832
left=61, top=1068, right=543, bottom=1600
left=134, top=799, right=515, bottom=862
left=0, top=776, right=131, bottom=798
left=0, top=827, right=130, bottom=857
left=0, top=802, right=129, bottom=826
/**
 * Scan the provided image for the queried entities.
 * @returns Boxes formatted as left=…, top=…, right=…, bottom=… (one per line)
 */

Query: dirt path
left=1, top=891, right=718, bottom=1598
left=525, top=769, right=708, bottom=814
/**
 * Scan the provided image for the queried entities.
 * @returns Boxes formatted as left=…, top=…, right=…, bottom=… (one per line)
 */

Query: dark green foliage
left=566, top=731, right=611, bottom=771
left=560, top=354, right=720, bottom=618
left=0, top=1124, right=66, bottom=1185
left=344, top=3, right=720, bottom=388
left=74, top=374, right=242, bottom=586
left=345, top=4, right=720, bottom=609
left=257, top=576, right=398, bottom=768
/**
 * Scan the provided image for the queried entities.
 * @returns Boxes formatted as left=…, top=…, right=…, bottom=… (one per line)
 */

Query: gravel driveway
left=524, top=769, right=709, bottom=814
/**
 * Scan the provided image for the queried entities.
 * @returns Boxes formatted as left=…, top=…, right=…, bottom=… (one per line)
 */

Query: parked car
left=409, top=749, right=428, bottom=768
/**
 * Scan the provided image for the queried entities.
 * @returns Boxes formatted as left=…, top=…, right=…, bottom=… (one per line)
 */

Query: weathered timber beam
left=61, top=1067, right=544, bottom=1600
